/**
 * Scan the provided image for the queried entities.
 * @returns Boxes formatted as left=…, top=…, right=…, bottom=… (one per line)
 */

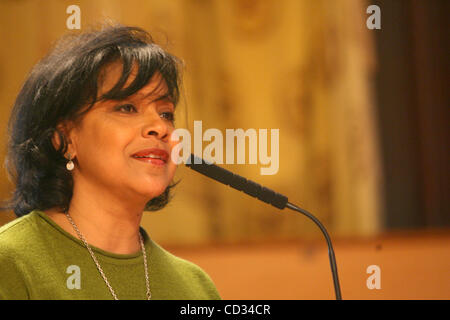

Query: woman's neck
left=45, top=209, right=143, bottom=255
left=45, top=183, right=147, bottom=255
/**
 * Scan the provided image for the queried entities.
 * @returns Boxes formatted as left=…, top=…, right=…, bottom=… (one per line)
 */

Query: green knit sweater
left=0, top=210, right=221, bottom=300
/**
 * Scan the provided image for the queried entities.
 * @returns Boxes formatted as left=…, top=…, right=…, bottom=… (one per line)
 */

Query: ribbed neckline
left=32, top=209, right=152, bottom=262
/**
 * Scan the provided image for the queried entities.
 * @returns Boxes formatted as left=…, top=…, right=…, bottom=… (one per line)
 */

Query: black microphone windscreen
left=185, top=154, right=288, bottom=209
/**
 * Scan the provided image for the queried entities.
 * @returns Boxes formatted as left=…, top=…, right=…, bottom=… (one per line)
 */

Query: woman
left=0, top=24, right=221, bottom=300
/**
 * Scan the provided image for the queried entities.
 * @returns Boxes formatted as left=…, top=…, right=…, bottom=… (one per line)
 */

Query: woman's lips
left=133, top=157, right=166, bottom=166
left=131, top=148, right=169, bottom=166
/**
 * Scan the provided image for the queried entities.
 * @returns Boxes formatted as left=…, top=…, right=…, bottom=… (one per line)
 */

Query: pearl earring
left=66, top=153, right=74, bottom=171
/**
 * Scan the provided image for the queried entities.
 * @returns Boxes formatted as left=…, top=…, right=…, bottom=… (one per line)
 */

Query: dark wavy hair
left=1, top=24, right=182, bottom=217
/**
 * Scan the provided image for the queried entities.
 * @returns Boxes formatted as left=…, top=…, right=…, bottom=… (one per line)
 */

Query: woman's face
left=66, top=61, right=178, bottom=203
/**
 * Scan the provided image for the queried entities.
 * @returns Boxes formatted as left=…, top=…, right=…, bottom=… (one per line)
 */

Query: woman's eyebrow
left=152, top=93, right=173, bottom=102
left=139, top=92, right=173, bottom=104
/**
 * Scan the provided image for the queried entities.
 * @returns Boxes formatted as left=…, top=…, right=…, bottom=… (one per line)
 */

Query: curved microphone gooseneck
left=184, top=153, right=342, bottom=300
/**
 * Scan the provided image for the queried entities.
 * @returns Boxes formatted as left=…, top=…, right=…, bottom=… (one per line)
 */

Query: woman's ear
left=52, top=122, right=76, bottom=157
left=51, top=127, right=63, bottom=151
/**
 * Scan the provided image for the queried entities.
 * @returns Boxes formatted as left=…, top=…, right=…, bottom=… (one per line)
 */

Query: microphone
left=185, top=153, right=343, bottom=300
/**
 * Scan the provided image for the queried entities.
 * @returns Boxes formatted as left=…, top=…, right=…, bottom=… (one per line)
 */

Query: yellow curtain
left=0, top=0, right=383, bottom=244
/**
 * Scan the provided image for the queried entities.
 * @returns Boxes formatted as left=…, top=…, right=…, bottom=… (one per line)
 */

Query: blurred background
left=0, top=0, right=448, bottom=299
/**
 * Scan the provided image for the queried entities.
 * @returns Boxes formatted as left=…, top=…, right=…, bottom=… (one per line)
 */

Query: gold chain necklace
left=65, top=212, right=151, bottom=300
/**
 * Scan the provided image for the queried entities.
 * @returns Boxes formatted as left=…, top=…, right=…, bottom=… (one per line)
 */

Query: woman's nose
left=142, top=113, right=170, bottom=140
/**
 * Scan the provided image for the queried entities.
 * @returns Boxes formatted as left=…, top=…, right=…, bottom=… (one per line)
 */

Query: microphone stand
left=285, top=202, right=342, bottom=300
left=185, top=153, right=343, bottom=300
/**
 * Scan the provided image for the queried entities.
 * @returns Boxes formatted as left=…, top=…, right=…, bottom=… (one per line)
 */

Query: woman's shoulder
left=146, top=237, right=221, bottom=299
left=148, top=238, right=208, bottom=275
left=0, top=213, right=35, bottom=245
left=0, top=211, right=44, bottom=257
left=0, top=212, right=41, bottom=299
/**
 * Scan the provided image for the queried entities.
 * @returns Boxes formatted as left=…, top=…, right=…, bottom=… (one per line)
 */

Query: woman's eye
left=116, top=104, right=137, bottom=113
left=161, top=112, right=175, bottom=122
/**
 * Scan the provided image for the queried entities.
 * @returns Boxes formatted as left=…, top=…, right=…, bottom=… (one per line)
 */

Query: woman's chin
left=127, top=173, right=174, bottom=199
left=134, top=183, right=168, bottom=200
